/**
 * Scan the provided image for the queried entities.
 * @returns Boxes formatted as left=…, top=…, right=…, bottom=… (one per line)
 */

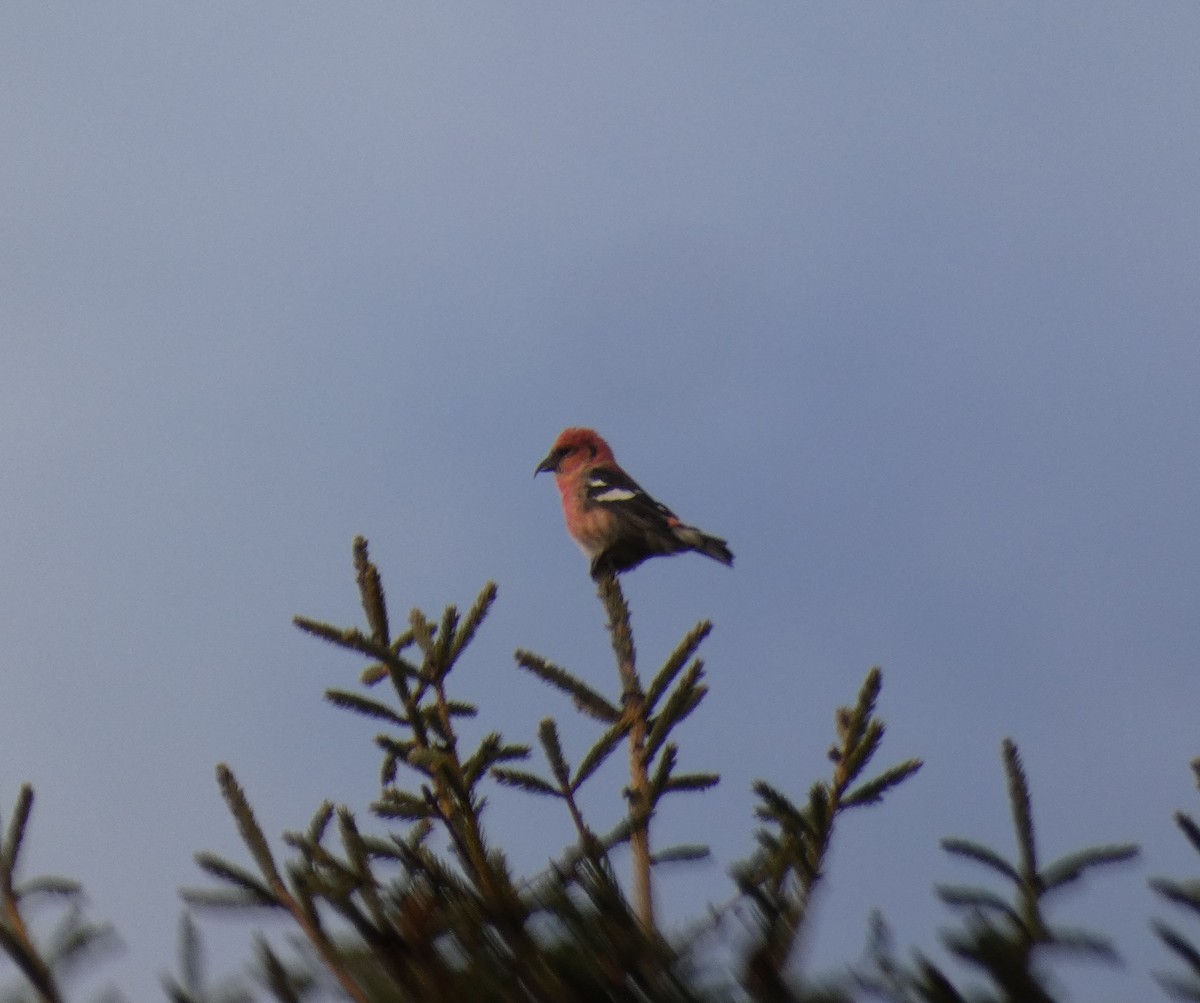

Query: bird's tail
left=675, top=525, right=734, bottom=567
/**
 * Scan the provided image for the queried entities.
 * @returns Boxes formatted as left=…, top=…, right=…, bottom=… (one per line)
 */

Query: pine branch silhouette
left=735, top=667, right=922, bottom=1002
left=192, top=538, right=730, bottom=1002
left=5, top=531, right=1187, bottom=1000
left=0, top=784, right=116, bottom=1003
left=859, top=738, right=1137, bottom=1003
left=161, top=913, right=254, bottom=1003
left=1152, top=758, right=1200, bottom=1000
left=513, top=571, right=722, bottom=942
left=936, top=740, right=1136, bottom=965
left=599, top=574, right=655, bottom=933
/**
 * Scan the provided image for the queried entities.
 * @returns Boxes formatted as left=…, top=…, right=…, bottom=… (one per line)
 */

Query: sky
left=2, top=3, right=1199, bottom=1000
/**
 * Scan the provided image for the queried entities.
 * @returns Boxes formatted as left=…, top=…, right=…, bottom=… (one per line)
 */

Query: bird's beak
left=535, top=448, right=563, bottom=476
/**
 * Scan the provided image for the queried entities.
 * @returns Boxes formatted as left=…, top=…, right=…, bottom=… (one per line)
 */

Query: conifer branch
left=645, top=662, right=707, bottom=761
left=182, top=888, right=280, bottom=909
left=664, top=773, right=720, bottom=796
left=842, top=758, right=923, bottom=809
left=433, top=605, right=459, bottom=678
left=648, top=743, right=679, bottom=804
left=323, top=569, right=565, bottom=1002
left=296, top=612, right=425, bottom=727
left=407, top=608, right=438, bottom=667
left=462, top=732, right=530, bottom=787
left=353, top=536, right=390, bottom=645
left=0, top=785, right=81, bottom=1003
left=38, top=911, right=118, bottom=993
left=337, top=808, right=386, bottom=926
left=307, top=802, right=336, bottom=844
left=189, top=854, right=281, bottom=908
left=1, top=784, right=33, bottom=878
left=829, top=669, right=892, bottom=799
left=740, top=668, right=920, bottom=1000
left=0, top=925, right=63, bottom=1003
left=373, top=789, right=438, bottom=822
left=255, top=935, right=304, bottom=1003
left=492, top=769, right=561, bottom=798
left=162, top=912, right=250, bottom=1003
left=598, top=573, right=636, bottom=671
left=448, top=582, right=498, bottom=666
left=16, top=877, right=81, bottom=898
left=215, top=543, right=680, bottom=1003
left=537, top=718, right=571, bottom=790
left=940, top=837, right=1021, bottom=883
left=505, top=589, right=721, bottom=952
left=646, top=622, right=711, bottom=711
left=1152, top=768, right=1200, bottom=999
left=571, top=719, right=632, bottom=793
left=206, top=767, right=373, bottom=1003
left=323, top=689, right=409, bottom=727
left=908, top=739, right=1137, bottom=999
left=440, top=699, right=479, bottom=719
left=162, top=916, right=198, bottom=1003
left=216, top=765, right=283, bottom=888
left=1046, top=926, right=1120, bottom=958
left=833, top=719, right=884, bottom=794
left=283, top=882, right=372, bottom=1003
left=1154, top=878, right=1200, bottom=917
left=650, top=845, right=710, bottom=866
left=1002, top=738, right=1038, bottom=883
left=375, top=736, right=415, bottom=787
left=533, top=816, right=639, bottom=896
left=1155, top=919, right=1200, bottom=977
left=1177, top=811, right=1200, bottom=857
left=513, top=651, right=621, bottom=722
left=359, top=662, right=389, bottom=686
left=1040, top=843, right=1138, bottom=893
left=597, top=574, right=655, bottom=934
left=935, top=884, right=1022, bottom=925
left=915, top=958, right=969, bottom=1001
left=292, top=616, right=411, bottom=668
left=751, top=781, right=812, bottom=837
left=804, top=782, right=831, bottom=856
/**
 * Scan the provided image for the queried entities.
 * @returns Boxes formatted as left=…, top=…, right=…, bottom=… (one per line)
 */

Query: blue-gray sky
left=3, top=4, right=1199, bottom=1000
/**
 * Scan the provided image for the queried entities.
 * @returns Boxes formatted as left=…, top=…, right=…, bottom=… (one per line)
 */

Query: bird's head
left=535, top=427, right=614, bottom=476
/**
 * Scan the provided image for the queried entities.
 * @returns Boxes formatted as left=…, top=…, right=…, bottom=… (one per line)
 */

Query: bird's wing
left=583, top=466, right=680, bottom=530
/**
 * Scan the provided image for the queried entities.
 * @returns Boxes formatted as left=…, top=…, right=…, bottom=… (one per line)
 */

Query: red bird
left=536, top=427, right=734, bottom=581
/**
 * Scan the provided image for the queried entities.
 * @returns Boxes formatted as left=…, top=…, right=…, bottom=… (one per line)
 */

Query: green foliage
left=0, top=786, right=116, bottom=1003
left=734, top=668, right=922, bottom=1002
left=1152, top=760, right=1200, bottom=1000
left=161, top=914, right=254, bottom=1003
left=177, top=541, right=924, bottom=1001
left=3, top=535, right=1192, bottom=1002
left=184, top=539, right=743, bottom=1002
left=857, top=739, right=1138, bottom=1003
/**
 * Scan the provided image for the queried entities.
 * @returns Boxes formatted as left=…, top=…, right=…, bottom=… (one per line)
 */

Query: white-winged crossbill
left=536, top=427, right=734, bottom=581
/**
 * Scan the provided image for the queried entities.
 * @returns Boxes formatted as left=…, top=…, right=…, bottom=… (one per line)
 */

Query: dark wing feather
left=583, top=466, right=680, bottom=530
left=584, top=465, right=733, bottom=579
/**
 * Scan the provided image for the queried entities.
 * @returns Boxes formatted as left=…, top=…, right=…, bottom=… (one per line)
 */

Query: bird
left=536, top=427, right=734, bottom=581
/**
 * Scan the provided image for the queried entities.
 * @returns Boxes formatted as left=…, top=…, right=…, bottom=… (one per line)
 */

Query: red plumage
left=536, top=427, right=734, bottom=581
